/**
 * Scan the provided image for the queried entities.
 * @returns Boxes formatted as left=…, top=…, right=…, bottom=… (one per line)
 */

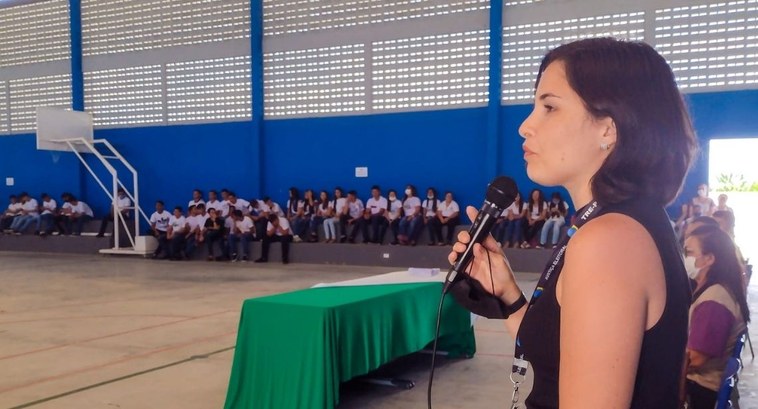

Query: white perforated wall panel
left=81, top=0, right=250, bottom=56
left=9, top=74, right=72, bottom=134
left=505, top=0, right=544, bottom=6
left=502, top=12, right=645, bottom=103
left=654, top=0, right=758, bottom=91
left=372, top=29, right=489, bottom=111
left=84, top=65, right=163, bottom=127
left=0, top=0, right=70, bottom=68
left=263, top=0, right=489, bottom=36
left=166, top=56, right=252, bottom=123
left=264, top=44, right=366, bottom=117
left=0, top=81, right=8, bottom=135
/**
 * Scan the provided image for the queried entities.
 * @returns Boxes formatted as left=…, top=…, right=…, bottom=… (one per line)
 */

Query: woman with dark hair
left=520, top=188, right=547, bottom=248
left=449, top=38, right=697, bottom=408
left=300, top=189, right=316, bottom=240
left=538, top=191, right=569, bottom=248
left=683, top=225, right=749, bottom=409
left=286, top=187, right=307, bottom=242
left=309, top=191, right=329, bottom=242
left=397, top=184, right=421, bottom=246
left=422, top=187, right=441, bottom=245
left=323, top=187, right=345, bottom=243
left=499, top=191, right=524, bottom=248
left=385, top=189, right=403, bottom=245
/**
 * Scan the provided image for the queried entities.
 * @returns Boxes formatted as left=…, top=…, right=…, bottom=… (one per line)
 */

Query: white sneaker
left=293, top=235, right=302, bottom=243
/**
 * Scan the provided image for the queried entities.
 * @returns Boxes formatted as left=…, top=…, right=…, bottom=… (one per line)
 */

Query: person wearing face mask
left=683, top=225, right=749, bottom=409
left=397, top=185, right=422, bottom=246
left=691, top=184, right=716, bottom=217
left=385, top=189, right=403, bottom=245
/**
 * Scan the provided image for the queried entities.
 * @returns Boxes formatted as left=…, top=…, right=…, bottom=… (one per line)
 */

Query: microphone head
left=486, top=176, right=519, bottom=209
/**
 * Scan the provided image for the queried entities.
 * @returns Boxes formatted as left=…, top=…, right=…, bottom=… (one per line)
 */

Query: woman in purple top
left=683, top=225, right=749, bottom=409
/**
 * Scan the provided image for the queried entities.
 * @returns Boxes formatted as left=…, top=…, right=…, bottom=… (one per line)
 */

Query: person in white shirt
left=167, top=206, right=188, bottom=260
left=10, top=192, right=40, bottom=235
left=36, top=193, right=58, bottom=236
left=220, top=189, right=231, bottom=218
left=228, top=209, right=255, bottom=262
left=323, top=188, right=345, bottom=243
left=263, top=197, right=285, bottom=217
left=432, top=191, right=461, bottom=246
left=184, top=204, right=206, bottom=259
left=96, top=188, right=132, bottom=238
left=309, top=191, right=330, bottom=242
left=385, top=189, right=403, bottom=245
left=422, top=187, right=442, bottom=245
left=52, top=193, right=73, bottom=235
left=188, top=189, right=205, bottom=209
left=521, top=188, right=547, bottom=248
left=498, top=192, right=525, bottom=248
left=223, top=211, right=236, bottom=260
left=150, top=201, right=172, bottom=259
left=286, top=187, right=307, bottom=243
left=205, top=190, right=223, bottom=214
left=62, top=195, right=93, bottom=236
left=1, top=194, right=22, bottom=233
left=362, top=185, right=388, bottom=244
left=340, top=190, right=365, bottom=243
left=397, top=185, right=422, bottom=246
left=539, top=191, right=570, bottom=248
left=256, top=214, right=292, bottom=264
left=227, top=192, right=250, bottom=215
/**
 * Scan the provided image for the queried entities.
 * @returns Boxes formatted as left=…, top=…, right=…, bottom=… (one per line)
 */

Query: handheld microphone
left=443, top=176, right=518, bottom=293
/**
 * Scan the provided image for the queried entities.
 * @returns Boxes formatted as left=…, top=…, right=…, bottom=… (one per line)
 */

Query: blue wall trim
left=69, top=0, right=84, bottom=111
left=486, top=0, right=504, bottom=180
left=250, top=0, right=264, bottom=197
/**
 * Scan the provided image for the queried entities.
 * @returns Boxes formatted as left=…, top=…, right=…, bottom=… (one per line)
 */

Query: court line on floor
left=0, top=313, right=194, bottom=325
left=0, top=330, right=237, bottom=395
left=6, top=345, right=236, bottom=409
left=0, top=309, right=236, bottom=361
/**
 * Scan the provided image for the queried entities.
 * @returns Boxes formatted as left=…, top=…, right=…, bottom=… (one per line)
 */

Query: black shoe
left=282, top=259, right=289, bottom=265
left=390, top=241, right=398, bottom=246
left=348, top=238, right=355, bottom=244
left=95, top=233, right=104, bottom=238
left=428, top=242, right=436, bottom=246
left=34, top=231, right=40, bottom=236
left=254, top=258, right=268, bottom=263
left=339, top=236, right=347, bottom=243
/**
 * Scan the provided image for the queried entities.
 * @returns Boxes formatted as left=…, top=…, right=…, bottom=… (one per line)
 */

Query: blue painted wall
left=0, top=134, right=82, bottom=204
left=1, top=89, right=757, bottom=220
left=262, top=107, right=489, bottom=212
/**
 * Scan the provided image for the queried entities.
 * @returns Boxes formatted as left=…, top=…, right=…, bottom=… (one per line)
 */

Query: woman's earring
left=600, top=143, right=609, bottom=151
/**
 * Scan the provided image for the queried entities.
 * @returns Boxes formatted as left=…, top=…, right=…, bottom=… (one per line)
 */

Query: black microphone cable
left=427, top=249, right=495, bottom=409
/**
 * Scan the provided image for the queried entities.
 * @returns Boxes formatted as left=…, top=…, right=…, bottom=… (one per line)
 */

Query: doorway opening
left=708, top=138, right=758, bottom=264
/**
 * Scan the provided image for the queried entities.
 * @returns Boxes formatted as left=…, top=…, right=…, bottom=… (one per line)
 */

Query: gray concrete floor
left=0, top=252, right=756, bottom=409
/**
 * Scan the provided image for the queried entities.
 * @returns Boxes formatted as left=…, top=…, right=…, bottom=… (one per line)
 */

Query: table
left=223, top=280, right=475, bottom=409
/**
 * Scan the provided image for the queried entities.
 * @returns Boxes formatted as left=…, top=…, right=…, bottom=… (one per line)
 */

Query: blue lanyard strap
left=511, top=200, right=602, bottom=377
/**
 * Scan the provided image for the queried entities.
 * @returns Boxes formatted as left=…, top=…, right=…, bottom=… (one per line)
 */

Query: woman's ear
left=702, top=253, right=716, bottom=269
left=601, top=118, right=618, bottom=147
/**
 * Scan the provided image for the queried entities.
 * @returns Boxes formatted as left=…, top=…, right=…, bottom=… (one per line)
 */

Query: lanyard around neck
left=511, top=201, right=602, bottom=378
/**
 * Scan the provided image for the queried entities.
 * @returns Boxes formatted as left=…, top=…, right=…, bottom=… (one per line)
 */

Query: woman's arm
left=557, top=214, right=666, bottom=409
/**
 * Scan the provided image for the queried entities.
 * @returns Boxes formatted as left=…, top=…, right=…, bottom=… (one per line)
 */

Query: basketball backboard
left=36, top=107, right=93, bottom=153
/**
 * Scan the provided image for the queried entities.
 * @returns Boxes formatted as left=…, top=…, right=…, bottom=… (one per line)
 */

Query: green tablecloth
left=224, top=282, right=476, bottom=409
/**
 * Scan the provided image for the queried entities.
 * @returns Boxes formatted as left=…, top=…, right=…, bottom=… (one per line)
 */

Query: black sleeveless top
left=517, top=198, right=691, bottom=408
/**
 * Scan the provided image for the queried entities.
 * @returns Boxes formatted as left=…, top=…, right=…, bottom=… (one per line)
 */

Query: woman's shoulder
left=697, top=284, right=733, bottom=303
left=567, top=213, right=660, bottom=274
